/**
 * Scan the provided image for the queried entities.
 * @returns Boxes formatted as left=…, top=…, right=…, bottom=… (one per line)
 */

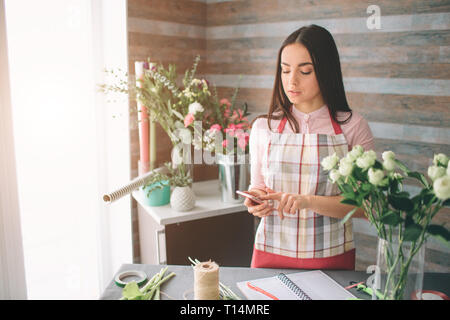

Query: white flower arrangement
left=321, top=146, right=450, bottom=299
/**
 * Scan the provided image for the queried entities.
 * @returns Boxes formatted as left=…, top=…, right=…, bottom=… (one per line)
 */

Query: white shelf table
left=132, top=179, right=254, bottom=266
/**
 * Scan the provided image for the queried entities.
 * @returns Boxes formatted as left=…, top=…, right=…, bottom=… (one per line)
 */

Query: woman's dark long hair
left=251, top=24, right=352, bottom=132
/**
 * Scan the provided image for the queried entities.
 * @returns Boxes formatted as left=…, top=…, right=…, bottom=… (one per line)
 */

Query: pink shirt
left=249, top=104, right=375, bottom=191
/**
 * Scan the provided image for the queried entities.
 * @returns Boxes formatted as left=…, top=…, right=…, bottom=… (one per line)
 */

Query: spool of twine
left=194, top=260, right=220, bottom=300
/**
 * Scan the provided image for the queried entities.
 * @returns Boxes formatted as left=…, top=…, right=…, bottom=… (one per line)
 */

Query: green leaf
left=407, top=171, right=430, bottom=188
left=340, top=198, right=359, bottom=206
left=342, top=192, right=356, bottom=201
left=373, top=160, right=383, bottom=170
left=394, top=159, right=410, bottom=173
left=411, top=194, right=422, bottom=210
left=403, top=224, right=422, bottom=242
left=423, top=191, right=437, bottom=206
left=427, top=225, right=450, bottom=248
left=353, top=166, right=367, bottom=181
left=442, top=199, right=450, bottom=207
left=341, top=207, right=358, bottom=225
left=171, top=109, right=185, bottom=121
left=389, top=178, right=399, bottom=194
left=341, top=184, right=354, bottom=195
left=380, top=211, right=403, bottom=226
left=388, top=194, right=414, bottom=212
left=122, top=281, right=143, bottom=300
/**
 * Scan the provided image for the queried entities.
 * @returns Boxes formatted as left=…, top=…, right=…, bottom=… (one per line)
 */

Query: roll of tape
left=114, top=270, right=147, bottom=288
left=411, top=290, right=449, bottom=300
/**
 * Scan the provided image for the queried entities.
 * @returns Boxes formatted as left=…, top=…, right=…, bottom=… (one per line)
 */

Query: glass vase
left=373, top=234, right=425, bottom=300
left=217, top=152, right=250, bottom=203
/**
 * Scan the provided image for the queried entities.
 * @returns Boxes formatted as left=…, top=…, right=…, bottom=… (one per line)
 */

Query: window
left=5, top=0, right=131, bottom=299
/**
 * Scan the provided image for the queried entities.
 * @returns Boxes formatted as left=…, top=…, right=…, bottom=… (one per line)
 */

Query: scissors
left=346, top=280, right=384, bottom=300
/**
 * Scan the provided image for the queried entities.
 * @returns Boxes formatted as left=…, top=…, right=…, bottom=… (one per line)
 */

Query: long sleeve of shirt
left=248, top=105, right=375, bottom=191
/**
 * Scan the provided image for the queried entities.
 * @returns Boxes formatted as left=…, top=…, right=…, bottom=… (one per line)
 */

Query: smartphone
left=236, top=190, right=264, bottom=204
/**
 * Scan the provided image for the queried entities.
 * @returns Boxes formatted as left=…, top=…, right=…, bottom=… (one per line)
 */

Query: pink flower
left=184, top=113, right=195, bottom=127
left=222, top=140, right=228, bottom=148
left=224, top=123, right=237, bottom=137
left=209, top=124, right=222, bottom=132
left=220, top=98, right=231, bottom=107
left=237, top=131, right=250, bottom=151
left=231, top=109, right=247, bottom=122
left=235, top=130, right=249, bottom=140
left=224, top=107, right=231, bottom=118
left=237, top=137, right=248, bottom=151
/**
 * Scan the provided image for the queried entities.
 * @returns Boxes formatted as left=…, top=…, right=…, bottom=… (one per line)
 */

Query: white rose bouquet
left=321, top=147, right=450, bottom=299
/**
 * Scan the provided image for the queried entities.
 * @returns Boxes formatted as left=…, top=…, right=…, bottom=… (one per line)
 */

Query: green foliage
left=322, top=149, right=449, bottom=248
left=143, top=162, right=193, bottom=197
left=323, top=150, right=450, bottom=299
left=120, top=267, right=176, bottom=300
left=427, top=224, right=450, bottom=247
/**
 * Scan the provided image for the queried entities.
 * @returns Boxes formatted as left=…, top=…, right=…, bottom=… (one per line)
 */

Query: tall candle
left=148, top=62, right=156, bottom=171
left=135, top=61, right=149, bottom=173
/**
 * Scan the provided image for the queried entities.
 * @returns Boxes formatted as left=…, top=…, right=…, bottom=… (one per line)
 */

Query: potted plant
left=143, top=162, right=195, bottom=212
left=321, top=148, right=450, bottom=300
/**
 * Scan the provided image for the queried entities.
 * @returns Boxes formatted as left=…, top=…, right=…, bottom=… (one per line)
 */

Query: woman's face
left=280, top=43, right=322, bottom=106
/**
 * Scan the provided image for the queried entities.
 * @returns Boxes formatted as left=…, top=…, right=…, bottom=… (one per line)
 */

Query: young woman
left=244, top=25, right=374, bottom=270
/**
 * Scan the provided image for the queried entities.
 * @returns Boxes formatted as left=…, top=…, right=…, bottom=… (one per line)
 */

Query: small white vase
left=170, top=186, right=196, bottom=212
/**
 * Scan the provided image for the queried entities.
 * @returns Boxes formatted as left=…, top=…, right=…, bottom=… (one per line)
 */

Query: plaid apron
left=251, top=108, right=355, bottom=270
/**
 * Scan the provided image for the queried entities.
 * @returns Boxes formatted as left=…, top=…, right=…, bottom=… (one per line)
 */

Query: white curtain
left=0, top=0, right=27, bottom=300
left=4, top=0, right=131, bottom=299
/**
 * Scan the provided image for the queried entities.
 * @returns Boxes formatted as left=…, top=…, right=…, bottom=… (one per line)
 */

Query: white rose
left=382, top=151, right=396, bottom=162
left=321, top=153, right=339, bottom=171
left=433, top=153, right=449, bottom=167
left=188, top=102, right=204, bottom=115
left=383, top=158, right=396, bottom=171
left=447, top=164, right=450, bottom=176
left=345, top=152, right=357, bottom=162
left=366, top=150, right=377, bottom=160
left=368, top=168, right=385, bottom=186
left=329, top=169, right=341, bottom=183
left=339, top=158, right=354, bottom=177
left=356, top=151, right=376, bottom=170
left=433, top=175, right=450, bottom=200
left=349, top=145, right=364, bottom=158
left=428, top=165, right=446, bottom=181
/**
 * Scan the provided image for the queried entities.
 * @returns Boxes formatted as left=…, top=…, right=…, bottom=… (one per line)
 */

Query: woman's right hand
left=244, top=188, right=274, bottom=218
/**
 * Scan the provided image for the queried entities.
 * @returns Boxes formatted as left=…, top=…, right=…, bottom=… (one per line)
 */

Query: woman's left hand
left=259, top=187, right=309, bottom=218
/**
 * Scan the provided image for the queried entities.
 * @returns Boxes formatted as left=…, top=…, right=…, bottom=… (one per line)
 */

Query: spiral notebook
left=237, top=270, right=356, bottom=300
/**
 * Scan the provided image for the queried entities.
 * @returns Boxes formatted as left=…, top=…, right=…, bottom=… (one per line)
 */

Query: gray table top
left=100, top=264, right=450, bottom=300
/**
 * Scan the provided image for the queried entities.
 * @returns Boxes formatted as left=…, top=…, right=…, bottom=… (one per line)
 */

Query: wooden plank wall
left=128, top=0, right=450, bottom=271
left=127, top=0, right=208, bottom=263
